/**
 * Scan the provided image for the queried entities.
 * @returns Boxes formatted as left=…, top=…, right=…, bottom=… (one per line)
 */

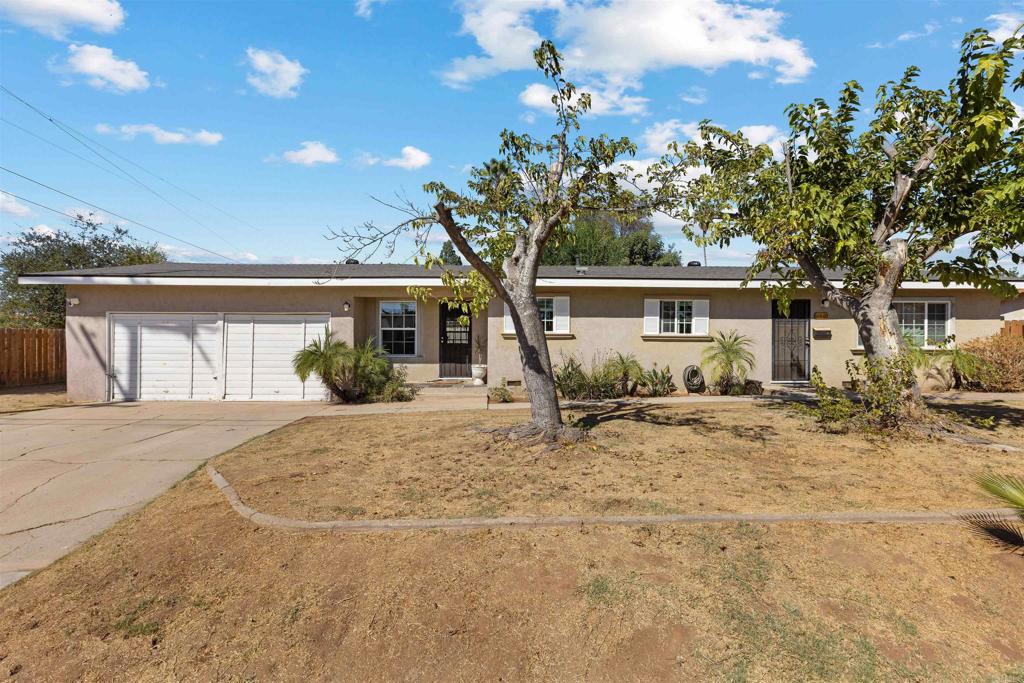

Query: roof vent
left=574, top=255, right=588, bottom=275
left=345, top=258, right=360, bottom=265
left=686, top=260, right=702, bottom=267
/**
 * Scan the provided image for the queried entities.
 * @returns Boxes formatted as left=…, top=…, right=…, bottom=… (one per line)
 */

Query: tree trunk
left=507, top=291, right=564, bottom=434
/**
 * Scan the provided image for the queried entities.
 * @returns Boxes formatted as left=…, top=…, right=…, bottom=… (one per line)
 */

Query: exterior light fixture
left=66, top=297, right=80, bottom=307
left=820, top=299, right=830, bottom=309
left=343, top=300, right=351, bottom=312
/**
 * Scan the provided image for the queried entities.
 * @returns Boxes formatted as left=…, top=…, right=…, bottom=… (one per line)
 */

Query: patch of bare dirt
left=0, top=474, right=1022, bottom=681
left=0, top=384, right=69, bottom=413
left=215, top=401, right=1024, bottom=522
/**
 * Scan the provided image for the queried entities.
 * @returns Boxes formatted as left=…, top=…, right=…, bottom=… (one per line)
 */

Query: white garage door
left=110, top=313, right=330, bottom=401
left=224, top=315, right=330, bottom=400
left=110, top=314, right=221, bottom=401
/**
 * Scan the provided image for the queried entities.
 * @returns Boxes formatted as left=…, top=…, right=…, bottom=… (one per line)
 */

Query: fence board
left=1002, top=320, right=1024, bottom=338
left=0, top=328, right=66, bottom=387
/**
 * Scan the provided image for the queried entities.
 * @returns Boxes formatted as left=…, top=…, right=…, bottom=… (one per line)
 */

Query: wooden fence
left=0, top=328, right=66, bottom=388
left=1003, top=320, right=1024, bottom=338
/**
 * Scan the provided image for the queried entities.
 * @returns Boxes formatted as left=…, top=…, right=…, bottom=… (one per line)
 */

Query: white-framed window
left=643, top=298, right=709, bottom=336
left=380, top=301, right=417, bottom=356
left=855, top=300, right=952, bottom=349
left=660, top=300, right=693, bottom=334
left=503, top=296, right=570, bottom=334
left=895, top=301, right=950, bottom=348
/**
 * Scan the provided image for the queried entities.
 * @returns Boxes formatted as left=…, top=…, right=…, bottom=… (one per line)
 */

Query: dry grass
left=1, top=400, right=1022, bottom=682
left=216, top=401, right=1024, bottom=522
left=0, top=384, right=69, bottom=414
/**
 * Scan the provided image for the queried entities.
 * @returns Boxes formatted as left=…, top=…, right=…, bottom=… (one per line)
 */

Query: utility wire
left=0, top=174, right=238, bottom=262
left=0, top=190, right=148, bottom=246
left=0, top=85, right=260, bottom=249
left=2, top=118, right=131, bottom=184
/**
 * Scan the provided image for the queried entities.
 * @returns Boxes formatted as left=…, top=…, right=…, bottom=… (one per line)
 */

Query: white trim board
left=20, top=275, right=1023, bottom=290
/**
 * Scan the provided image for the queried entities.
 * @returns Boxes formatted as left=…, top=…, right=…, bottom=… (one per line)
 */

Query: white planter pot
left=470, top=364, right=487, bottom=386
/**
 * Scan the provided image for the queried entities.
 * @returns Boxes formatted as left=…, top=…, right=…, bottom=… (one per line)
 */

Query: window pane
left=926, top=303, right=948, bottom=346
left=895, top=302, right=925, bottom=346
left=678, top=301, right=693, bottom=335
left=537, top=298, right=554, bottom=332
left=380, top=302, right=416, bottom=355
left=660, top=301, right=675, bottom=334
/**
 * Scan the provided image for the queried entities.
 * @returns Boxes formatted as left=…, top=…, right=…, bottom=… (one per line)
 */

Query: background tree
left=541, top=211, right=681, bottom=266
left=0, top=215, right=165, bottom=327
left=438, top=240, right=463, bottom=265
left=654, top=28, right=1023, bottom=387
left=338, top=42, right=640, bottom=441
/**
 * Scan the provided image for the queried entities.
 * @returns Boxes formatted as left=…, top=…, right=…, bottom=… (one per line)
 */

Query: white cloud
left=0, top=0, right=123, bottom=39
left=988, top=13, right=1022, bottom=42
left=0, top=193, right=31, bottom=216
left=28, top=223, right=55, bottom=236
left=1012, top=101, right=1023, bottom=128
left=680, top=86, right=708, bottom=105
left=96, top=122, right=223, bottom=145
left=518, top=78, right=648, bottom=116
left=159, top=243, right=259, bottom=262
left=275, top=141, right=339, bottom=166
left=739, top=123, right=785, bottom=158
left=244, top=47, right=307, bottom=98
left=384, top=146, right=432, bottom=170
left=354, top=0, right=387, bottom=18
left=896, top=20, right=939, bottom=42
left=55, top=43, right=149, bottom=92
left=443, top=0, right=814, bottom=104
left=641, top=119, right=700, bottom=154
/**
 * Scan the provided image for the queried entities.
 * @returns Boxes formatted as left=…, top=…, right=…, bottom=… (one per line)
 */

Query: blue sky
left=0, top=0, right=1021, bottom=266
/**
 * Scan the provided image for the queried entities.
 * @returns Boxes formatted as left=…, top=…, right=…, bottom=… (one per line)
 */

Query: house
left=19, top=263, right=1024, bottom=402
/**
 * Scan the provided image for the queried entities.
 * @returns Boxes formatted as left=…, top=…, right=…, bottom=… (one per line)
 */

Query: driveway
left=0, top=402, right=330, bottom=588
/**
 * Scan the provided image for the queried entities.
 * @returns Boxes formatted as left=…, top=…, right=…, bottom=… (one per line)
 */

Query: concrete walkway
left=207, top=466, right=1016, bottom=533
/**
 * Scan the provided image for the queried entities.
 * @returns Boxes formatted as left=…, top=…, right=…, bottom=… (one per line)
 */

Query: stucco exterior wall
left=64, top=284, right=488, bottom=401
left=485, top=287, right=1011, bottom=389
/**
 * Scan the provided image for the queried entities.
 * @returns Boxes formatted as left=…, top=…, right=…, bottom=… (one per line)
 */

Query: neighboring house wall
left=486, top=287, right=1009, bottom=388
left=1001, top=293, right=1024, bottom=320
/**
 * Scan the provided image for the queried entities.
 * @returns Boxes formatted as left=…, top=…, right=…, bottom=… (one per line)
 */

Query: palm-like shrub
left=638, top=365, right=676, bottom=397
left=701, top=330, right=756, bottom=395
left=292, top=326, right=348, bottom=401
left=962, top=473, right=1024, bottom=554
left=606, top=352, right=643, bottom=397
left=927, top=337, right=989, bottom=390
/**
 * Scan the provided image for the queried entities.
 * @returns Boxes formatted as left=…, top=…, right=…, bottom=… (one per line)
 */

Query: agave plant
left=962, top=473, right=1024, bottom=554
left=292, top=326, right=349, bottom=401
left=701, top=330, right=755, bottom=395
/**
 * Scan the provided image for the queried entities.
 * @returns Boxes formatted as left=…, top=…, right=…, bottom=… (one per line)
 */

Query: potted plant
left=471, top=335, right=487, bottom=385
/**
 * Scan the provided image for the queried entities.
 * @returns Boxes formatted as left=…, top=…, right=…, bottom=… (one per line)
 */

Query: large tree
left=654, top=28, right=1023, bottom=374
left=541, top=212, right=681, bottom=266
left=0, top=215, right=165, bottom=327
left=339, top=42, right=639, bottom=440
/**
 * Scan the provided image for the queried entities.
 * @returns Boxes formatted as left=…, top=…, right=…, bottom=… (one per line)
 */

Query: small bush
left=638, top=365, right=676, bottom=397
left=809, top=366, right=856, bottom=433
left=293, top=335, right=417, bottom=403
left=961, top=334, right=1024, bottom=392
left=808, top=355, right=919, bottom=432
left=701, top=329, right=756, bottom=395
left=489, top=380, right=514, bottom=403
left=553, top=354, right=620, bottom=400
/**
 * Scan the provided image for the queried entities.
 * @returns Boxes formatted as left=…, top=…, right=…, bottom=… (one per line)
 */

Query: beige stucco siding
left=486, top=287, right=1010, bottom=388
left=64, top=284, right=487, bottom=401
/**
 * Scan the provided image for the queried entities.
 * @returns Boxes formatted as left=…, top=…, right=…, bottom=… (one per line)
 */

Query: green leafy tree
left=438, top=240, right=463, bottom=265
left=653, top=28, right=1024, bottom=400
left=338, top=42, right=640, bottom=440
left=541, top=212, right=681, bottom=266
left=0, top=215, right=165, bottom=328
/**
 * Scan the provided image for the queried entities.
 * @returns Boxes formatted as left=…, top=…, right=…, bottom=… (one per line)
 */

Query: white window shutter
left=554, top=296, right=570, bottom=333
left=503, top=302, right=514, bottom=334
left=692, top=299, right=710, bottom=335
left=643, top=299, right=660, bottom=335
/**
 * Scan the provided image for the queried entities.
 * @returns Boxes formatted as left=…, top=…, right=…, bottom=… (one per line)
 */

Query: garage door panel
left=111, top=314, right=220, bottom=401
left=224, top=314, right=328, bottom=400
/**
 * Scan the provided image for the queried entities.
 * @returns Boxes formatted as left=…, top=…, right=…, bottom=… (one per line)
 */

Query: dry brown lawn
left=0, top=384, right=69, bottom=414
left=1, top=400, right=1022, bottom=682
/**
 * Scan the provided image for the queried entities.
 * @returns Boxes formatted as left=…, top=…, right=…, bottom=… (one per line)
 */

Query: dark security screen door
left=771, top=299, right=811, bottom=382
left=439, top=303, right=471, bottom=378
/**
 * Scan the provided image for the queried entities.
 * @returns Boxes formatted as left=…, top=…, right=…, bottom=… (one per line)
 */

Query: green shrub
left=638, top=365, right=676, bottom=397
left=553, top=354, right=620, bottom=400
left=606, top=352, right=643, bottom=397
left=808, top=355, right=919, bottom=432
left=701, top=330, right=756, bottom=395
left=925, top=336, right=991, bottom=390
left=293, top=334, right=416, bottom=403
left=809, top=366, right=856, bottom=433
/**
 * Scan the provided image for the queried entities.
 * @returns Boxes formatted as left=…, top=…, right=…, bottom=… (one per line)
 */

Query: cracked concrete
left=0, top=401, right=332, bottom=589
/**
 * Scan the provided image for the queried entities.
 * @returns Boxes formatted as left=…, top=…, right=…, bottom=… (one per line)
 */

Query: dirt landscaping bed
left=214, top=401, right=1024, bottom=522
left=1, top=400, right=1022, bottom=682
left=0, top=384, right=69, bottom=414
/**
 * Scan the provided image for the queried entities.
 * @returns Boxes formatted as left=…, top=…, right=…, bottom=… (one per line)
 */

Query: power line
left=0, top=173, right=239, bottom=262
left=2, top=118, right=131, bottom=184
left=0, top=84, right=260, bottom=249
left=0, top=190, right=148, bottom=245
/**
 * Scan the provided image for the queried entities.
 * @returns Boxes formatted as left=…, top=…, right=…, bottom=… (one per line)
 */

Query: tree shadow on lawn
left=571, top=402, right=779, bottom=442
left=928, top=399, right=1024, bottom=431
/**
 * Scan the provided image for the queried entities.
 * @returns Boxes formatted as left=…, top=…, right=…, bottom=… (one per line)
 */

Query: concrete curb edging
left=206, top=466, right=1016, bottom=534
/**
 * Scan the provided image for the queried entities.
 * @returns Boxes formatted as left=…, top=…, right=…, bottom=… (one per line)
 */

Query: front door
left=439, top=303, right=472, bottom=378
left=771, top=300, right=811, bottom=382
